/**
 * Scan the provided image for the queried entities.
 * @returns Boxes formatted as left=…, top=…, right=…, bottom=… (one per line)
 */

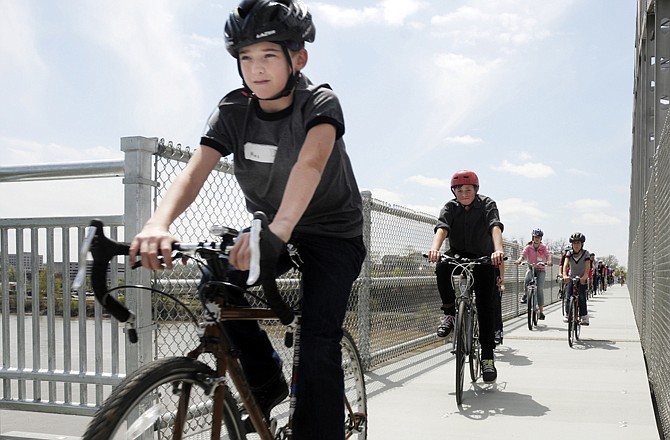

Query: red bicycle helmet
left=450, top=170, right=479, bottom=189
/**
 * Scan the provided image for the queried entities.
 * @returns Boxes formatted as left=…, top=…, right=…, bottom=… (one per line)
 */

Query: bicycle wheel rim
left=341, top=330, right=368, bottom=439
left=468, top=308, right=480, bottom=382
left=532, top=293, right=538, bottom=326
left=527, top=292, right=533, bottom=331
left=455, top=302, right=467, bottom=405
left=82, top=357, right=245, bottom=440
left=568, top=298, right=575, bottom=348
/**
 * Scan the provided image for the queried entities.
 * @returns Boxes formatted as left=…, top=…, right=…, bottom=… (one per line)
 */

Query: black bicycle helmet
left=224, top=0, right=316, bottom=58
left=569, top=232, right=586, bottom=243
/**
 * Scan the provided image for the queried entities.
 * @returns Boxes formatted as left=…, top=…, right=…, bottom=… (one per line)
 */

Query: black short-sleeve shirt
left=434, top=194, right=504, bottom=258
left=200, top=74, right=363, bottom=238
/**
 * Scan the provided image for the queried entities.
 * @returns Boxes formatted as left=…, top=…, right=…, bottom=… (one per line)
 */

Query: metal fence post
left=121, top=136, right=159, bottom=372
left=359, top=190, right=372, bottom=369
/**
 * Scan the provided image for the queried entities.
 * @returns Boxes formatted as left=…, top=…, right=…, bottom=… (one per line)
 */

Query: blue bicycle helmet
left=531, top=228, right=543, bottom=237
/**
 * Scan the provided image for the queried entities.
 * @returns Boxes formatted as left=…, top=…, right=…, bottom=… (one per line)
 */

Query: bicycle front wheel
left=454, top=301, right=467, bottom=405
left=531, top=291, right=538, bottom=327
left=526, top=289, right=534, bottom=330
left=468, top=307, right=481, bottom=382
left=342, top=329, right=368, bottom=439
left=82, top=357, right=245, bottom=440
left=567, top=297, right=576, bottom=348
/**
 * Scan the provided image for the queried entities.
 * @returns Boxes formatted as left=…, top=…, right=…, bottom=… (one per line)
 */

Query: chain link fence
left=149, top=139, right=562, bottom=372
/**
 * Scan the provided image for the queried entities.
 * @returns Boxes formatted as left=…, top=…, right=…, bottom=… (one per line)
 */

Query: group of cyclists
left=427, top=169, right=624, bottom=384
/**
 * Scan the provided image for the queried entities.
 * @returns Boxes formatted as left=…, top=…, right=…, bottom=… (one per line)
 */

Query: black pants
left=435, top=261, right=497, bottom=359
left=223, top=233, right=365, bottom=440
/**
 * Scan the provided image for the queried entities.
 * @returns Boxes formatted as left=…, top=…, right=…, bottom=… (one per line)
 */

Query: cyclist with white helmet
left=130, top=1, right=365, bottom=437
left=515, top=228, right=552, bottom=319
left=563, top=232, right=591, bottom=325
left=427, top=170, right=505, bottom=383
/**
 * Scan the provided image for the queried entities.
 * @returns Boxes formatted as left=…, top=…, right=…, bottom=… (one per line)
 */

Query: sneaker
left=580, top=315, right=590, bottom=326
left=494, top=330, right=503, bottom=346
left=563, top=315, right=569, bottom=323
left=481, top=359, right=497, bottom=383
left=243, top=374, right=289, bottom=433
left=437, top=314, right=455, bottom=337
left=520, top=295, right=527, bottom=304
left=539, top=312, right=545, bottom=320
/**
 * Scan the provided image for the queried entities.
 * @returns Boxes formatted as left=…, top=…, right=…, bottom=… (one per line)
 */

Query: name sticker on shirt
left=244, top=142, right=277, bottom=163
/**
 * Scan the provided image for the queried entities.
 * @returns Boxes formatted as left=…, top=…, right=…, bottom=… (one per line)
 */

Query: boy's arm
left=270, top=123, right=336, bottom=242
left=428, top=228, right=448, bottom=262
left=491, top=225, right=504, bottom=266
left=130, top=146, right=222, bottom=269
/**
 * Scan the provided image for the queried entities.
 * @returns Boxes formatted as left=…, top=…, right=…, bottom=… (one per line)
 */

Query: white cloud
left=430, top=1, right=571, bottom=48
left=312, top=0, right=425, bottom=27
left=77, top=1, right=204, bottom=137
left=493, top=160, right=555, bottom=178
left=0, top=1, right=45, bottom=72
left=497, top=197, right=547, bottom=221
left=574, top=212, right=621, bottom=226
left=1, top=137, right=121, bottom=165
left=406, top=175, right=449, bottom=188
left=367, top=188, right=403, bottom=204
left=566, top=199, right=611, bottom=212
left=443, top=135, right=483, bottom=145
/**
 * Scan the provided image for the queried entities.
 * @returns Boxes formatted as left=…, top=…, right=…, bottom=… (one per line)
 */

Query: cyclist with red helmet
left=427, top=170, right=505, bottom=382
left=130, top=1, right=365, bottom=437
left=515, top=228, right=552, bottom=319
left=563, top=232, right=591, bottom=325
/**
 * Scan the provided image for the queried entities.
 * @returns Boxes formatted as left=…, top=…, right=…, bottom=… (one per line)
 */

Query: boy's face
left=238, top=41, right=307, bottom=107
left=453, top=184, right=476, bottom=206
left=572, top=241, right=583, bottom=252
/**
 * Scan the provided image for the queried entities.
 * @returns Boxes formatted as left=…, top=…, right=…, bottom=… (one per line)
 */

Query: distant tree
left=546, top=238, right=570, bottom=254
left=603, top=255, right=619, bottom=268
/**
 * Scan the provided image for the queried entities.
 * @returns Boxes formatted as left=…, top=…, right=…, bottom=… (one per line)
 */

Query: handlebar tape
left=89, top=220, right=133, bottom=324
left=253, top=212, right=295, bottom=326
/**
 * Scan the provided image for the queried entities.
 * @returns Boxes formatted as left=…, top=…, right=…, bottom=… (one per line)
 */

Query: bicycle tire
left=455, top=301, right=467, bottom=405
left=82, top=357, right=245, bottom=440
left=532, top=290, right=538, bottom=327
left=341, top=329, right=368, bottom=439
left=567, top=297, right=576, bottom=348
left=468, top=306, right=481, bottom=382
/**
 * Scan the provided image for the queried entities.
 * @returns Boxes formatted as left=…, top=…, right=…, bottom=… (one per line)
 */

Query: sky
left=0, top=0, right=636, bottom=267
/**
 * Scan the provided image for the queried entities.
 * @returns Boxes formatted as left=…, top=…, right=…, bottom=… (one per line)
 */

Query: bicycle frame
left=75, top=217, right=367, bottom=439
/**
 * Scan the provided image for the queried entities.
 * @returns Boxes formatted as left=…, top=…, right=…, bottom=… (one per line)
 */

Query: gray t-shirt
left=567, top=249, right=590, bottom=277
left=200, top=74, right=363, bottom=238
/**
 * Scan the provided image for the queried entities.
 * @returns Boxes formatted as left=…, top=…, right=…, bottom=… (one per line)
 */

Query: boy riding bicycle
left=130, top=1, right=365, bottom=438
left=427, top=170, right=505, bottom=383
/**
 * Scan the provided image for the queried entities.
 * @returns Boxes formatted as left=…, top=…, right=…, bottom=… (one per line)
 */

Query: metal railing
left=0, top=136, right=561, bottom=416
left=629, top=1, right=670, bottom=438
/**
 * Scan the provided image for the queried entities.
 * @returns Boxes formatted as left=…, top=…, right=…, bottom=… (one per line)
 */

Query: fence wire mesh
left=150, top=140, right=561, bottom=372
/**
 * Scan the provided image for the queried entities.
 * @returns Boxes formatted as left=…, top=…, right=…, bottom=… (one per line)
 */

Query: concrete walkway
left=365, top=284, right=660, bottom=439
left=0, top=285, right=660, bottom=439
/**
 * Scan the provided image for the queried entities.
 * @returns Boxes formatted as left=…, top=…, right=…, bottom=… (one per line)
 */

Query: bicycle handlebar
left=422, top=253, right=506, bottom=266
left=72, top=212, right=296, bottom=344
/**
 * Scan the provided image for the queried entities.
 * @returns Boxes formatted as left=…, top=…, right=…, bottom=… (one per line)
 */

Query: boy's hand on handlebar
left=130, top=226, right=178, bottom=270
left=491, top=250, right=505, bottom=266
left=426, top=249, right=440, bottom=263
left=230, top=222, right=290, bottom=271
left=230, top=232, right=251, bottom=271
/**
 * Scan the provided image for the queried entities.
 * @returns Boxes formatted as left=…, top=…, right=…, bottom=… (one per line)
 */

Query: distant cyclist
left=562, top=232, right=591, bottom=325
left=515, top=228, right=552, bottom=320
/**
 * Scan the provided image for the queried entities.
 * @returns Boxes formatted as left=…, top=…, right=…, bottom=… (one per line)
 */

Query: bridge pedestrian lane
left=365, top=284, right=659, bottom=439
